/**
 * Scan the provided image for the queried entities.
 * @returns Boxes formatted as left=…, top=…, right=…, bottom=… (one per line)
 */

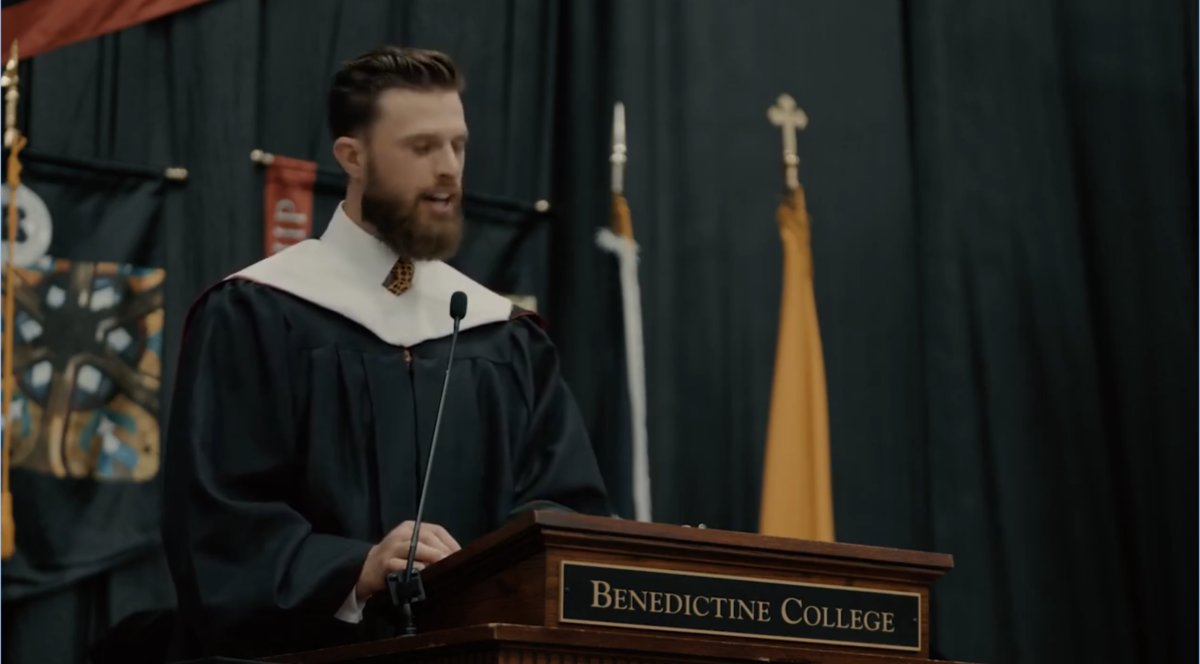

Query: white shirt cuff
left=334, top=587, right=368, bottom=623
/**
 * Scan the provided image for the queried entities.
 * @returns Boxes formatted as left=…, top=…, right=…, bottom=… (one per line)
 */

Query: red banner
left=2, top=0, right=213, bottom=60
left=263, top=156, right=317, bottom=257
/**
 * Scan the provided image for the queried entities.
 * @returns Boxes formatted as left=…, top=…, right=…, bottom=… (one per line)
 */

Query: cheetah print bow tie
left=383, top=257, right=415, bottom=295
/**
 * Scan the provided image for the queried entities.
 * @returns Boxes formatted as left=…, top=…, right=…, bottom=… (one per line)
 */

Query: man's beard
left=360, top=172, right=464, bottom=261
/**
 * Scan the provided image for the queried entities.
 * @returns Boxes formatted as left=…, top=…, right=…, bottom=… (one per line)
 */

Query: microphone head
left=449, top=291, right=468, bottom=320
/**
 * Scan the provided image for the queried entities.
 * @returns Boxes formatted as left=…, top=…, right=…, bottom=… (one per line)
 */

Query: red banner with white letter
left=263, top=156, right=317, bottom=257
left=2, top=0, right=213, bottom=60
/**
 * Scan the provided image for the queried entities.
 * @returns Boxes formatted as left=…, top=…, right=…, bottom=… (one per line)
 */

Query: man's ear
left=332, top=136, right=364, bottom=179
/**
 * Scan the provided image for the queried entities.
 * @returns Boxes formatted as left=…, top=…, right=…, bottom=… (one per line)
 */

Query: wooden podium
left=259, top=511, right=977, bottom=664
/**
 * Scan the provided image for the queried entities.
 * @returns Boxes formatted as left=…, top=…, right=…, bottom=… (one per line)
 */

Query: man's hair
left=328, top=46, right=464, bottom=139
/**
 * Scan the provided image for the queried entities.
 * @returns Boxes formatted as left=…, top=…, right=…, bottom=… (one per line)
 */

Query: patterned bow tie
left=383, top=257, right=415, bottom=295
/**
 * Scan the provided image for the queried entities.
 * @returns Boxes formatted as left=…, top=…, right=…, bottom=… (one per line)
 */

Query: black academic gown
left=161, top=278, right=612, bottom=660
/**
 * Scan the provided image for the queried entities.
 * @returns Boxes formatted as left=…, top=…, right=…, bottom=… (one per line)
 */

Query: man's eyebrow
left=400, top=131, right=469, bottom=142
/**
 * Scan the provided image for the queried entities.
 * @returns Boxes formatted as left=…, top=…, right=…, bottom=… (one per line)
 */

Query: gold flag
left=759, top=94, right=833, bottom=542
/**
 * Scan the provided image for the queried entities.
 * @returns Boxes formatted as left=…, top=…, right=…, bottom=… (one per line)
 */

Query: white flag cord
left=596, top=228, right=652, bottom=523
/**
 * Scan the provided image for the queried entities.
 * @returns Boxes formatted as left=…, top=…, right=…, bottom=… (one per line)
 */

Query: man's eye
left=412, top=143, right=433, bottom=154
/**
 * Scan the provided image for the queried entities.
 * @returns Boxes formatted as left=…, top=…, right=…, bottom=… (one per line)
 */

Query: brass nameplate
left=558, top=561, right=921, bottom=652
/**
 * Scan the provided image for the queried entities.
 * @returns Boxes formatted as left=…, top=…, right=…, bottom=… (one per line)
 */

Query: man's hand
left=356, top=521, right=461, bottom=600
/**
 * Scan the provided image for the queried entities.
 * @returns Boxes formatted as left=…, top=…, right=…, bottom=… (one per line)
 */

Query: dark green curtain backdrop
left=904, top=2, right=1195, bottom=662
left=2, top=1, right=1194, bottom=663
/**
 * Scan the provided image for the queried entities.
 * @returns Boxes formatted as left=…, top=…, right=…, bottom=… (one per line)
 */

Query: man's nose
left=434, top=144, right=462, bottom=176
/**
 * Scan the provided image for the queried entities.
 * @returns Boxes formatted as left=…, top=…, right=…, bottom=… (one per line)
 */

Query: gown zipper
left=403, top=346, right=421, bottom=511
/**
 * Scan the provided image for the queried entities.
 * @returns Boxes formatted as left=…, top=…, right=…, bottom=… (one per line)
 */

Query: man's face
left=359, top=88, right=468, bottom=260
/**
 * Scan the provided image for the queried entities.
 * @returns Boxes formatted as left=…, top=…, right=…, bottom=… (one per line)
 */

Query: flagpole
left=596, top=101, right=652, bottom=522
left=1, top=39, right=22, bottom=560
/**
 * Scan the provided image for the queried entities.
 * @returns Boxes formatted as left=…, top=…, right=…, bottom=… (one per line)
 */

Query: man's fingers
left=383, top=558, right=427, bottom=575
left=381, top=540, right=447, bottom=565
left=390, top=520, right=417, bottom=541
left=386, top=523, right=448, bottom=557
left=388, top=520, right=460, bottom=556
left=410, top=530, right=451, bottom=559
left=419, top=526, right=459, bottom=555
left=412, top=541, right=447, bottom=563
left=424, top=523, right=462, bottom=553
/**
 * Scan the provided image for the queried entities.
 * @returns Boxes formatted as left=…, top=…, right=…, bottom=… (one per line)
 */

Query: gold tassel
left=611, top=192, right=633, bottom=240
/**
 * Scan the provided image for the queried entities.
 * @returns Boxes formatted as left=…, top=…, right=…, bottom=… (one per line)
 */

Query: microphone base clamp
left=386, top=569, right=426, bottom=637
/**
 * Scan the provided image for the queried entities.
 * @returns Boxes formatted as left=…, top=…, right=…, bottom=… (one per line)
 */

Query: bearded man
left=161, top=46, right=611, bottom=660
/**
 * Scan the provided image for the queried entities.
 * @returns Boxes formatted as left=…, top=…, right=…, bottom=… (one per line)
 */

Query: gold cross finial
left=767, top=93, right=808, bottom=190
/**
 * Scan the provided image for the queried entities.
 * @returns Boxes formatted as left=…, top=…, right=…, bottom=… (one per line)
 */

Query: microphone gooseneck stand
left=387, top=291, right=469, bottom=637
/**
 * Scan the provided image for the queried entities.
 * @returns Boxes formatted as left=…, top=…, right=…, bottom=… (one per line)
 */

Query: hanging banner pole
left=2, top=38, right=23, bottom=560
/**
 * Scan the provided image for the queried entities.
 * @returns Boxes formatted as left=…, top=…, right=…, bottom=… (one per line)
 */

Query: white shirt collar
left=319, top=202, right=407, bottom=287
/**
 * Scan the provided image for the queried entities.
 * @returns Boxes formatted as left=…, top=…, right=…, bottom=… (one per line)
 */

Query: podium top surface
left=423, top=511, right=954, bottom=585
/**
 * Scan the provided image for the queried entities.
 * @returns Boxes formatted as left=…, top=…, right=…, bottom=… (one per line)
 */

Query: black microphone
left=387, top=290, right=468, bottom=637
